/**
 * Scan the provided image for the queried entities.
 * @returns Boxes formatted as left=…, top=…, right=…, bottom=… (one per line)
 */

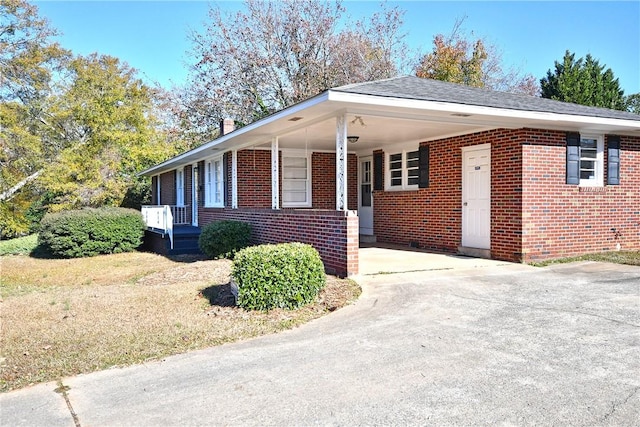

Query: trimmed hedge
left=38, top=207, right=145, bottom=258
left=198, top=220, right=252, bottom=259
left=232, top=242, right=326, bottom=311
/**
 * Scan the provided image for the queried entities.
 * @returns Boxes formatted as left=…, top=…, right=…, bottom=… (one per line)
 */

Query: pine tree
left=540, top=50, right=626, bottom=110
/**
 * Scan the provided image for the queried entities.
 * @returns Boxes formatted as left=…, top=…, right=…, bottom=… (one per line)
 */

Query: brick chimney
left=220, top=118, right=235, bottom=136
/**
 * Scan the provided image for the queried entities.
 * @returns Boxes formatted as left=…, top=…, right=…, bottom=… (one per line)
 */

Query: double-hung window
left=204, top=156, right=224, bottom=207
left=386, top=149, right=420, bottom=190
left=282, top=151, right=311, bottom=207
left=567, top=133, right=604, bottom=186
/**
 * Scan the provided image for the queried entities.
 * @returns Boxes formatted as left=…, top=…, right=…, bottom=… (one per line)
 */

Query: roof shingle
left=332, top=76, right=639, bottom=121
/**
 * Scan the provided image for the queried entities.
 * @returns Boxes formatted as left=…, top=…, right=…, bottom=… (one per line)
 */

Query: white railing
left=170, top=205, right=189, bottom=225
left=141, top=205, right=174, bottom=249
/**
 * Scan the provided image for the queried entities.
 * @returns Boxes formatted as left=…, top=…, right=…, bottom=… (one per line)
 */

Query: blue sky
left=34, top=1, right=640, bottom=95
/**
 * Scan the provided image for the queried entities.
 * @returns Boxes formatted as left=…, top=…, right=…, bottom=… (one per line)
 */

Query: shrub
left=0, top=234, right=39, bottom=256
left=38, top=207, right=145, bottom=258
left=232, top=242, right=326, bottom=311
left=198, top=220, right=252, bottom=259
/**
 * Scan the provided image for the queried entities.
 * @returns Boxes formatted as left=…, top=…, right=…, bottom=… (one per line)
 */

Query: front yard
left=0, top=251, right=360, bottom=392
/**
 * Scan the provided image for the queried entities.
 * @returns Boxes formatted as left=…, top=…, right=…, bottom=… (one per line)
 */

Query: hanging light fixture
left=347, top=136, right=359, bottom=144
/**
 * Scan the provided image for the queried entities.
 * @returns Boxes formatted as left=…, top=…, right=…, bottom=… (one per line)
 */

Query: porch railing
left=141, top=205, right=175, bottom=249
left=170, top=205, right=190, bottom=225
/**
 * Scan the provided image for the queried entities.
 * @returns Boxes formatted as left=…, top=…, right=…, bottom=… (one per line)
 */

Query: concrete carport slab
left=1, top=260, right=638, bottom=426
left=358, top=244, right=514, bottom=276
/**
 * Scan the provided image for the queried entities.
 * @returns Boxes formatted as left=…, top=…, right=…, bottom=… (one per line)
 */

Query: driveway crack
left=54, top=380, right=81, bottom=427
left=600, top=386, right=639, bottom=422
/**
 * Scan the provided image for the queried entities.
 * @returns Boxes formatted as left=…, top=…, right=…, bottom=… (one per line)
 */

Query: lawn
left=0, top=251, right=361, bottom=392
left=532, top=250, right=640, bottom=267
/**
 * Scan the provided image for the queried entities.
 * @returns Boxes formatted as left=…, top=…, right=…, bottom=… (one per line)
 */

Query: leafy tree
left=0, top=0, right=182, bottom=237
left=0, top=0, right=69, bottom=104
left=540, top=50, right=626, bottom=110
left=415, top=18, right=538, bottom=95
left=0, top=0, right=69, bottom=197
left=0, top=0, right=70, bottom=236
left=184, top=0, right=407, bottom=136
left=38, top=53, right=178, bottom=211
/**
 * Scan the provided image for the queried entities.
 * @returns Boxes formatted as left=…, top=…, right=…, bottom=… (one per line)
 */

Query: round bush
left=38, top=207, right=145, bottom=258
left=232, top=242, right=326, bottom=311
left=198, top=220, right=252, bottom=259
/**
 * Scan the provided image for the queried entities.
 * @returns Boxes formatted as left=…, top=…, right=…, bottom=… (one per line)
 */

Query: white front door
left=191, top=164, right=199, bottom=226
left=358, top=156, right=374, bottom=235
left=462, top=144, right=491, bottom=249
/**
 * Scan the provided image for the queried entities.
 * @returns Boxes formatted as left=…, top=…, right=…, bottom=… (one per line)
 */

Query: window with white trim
left=176, top=168, right=185, bottom=206
left=204, top=156, right=224, bottom=207
left=386, top=149, right=420, bottom=190
left=282, top=152, right=311, bottom=207
left=579, top=135, right=604, bottom=186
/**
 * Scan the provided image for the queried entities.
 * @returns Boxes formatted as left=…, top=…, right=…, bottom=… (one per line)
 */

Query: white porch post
left=232, top=149, right=238, bottom=209
left=336, top=114, right=348, bottom=211
left=271, top=137, right=280, bottom=209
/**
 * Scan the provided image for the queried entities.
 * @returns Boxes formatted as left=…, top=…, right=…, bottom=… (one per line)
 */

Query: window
left=282, top=152, right=311, bottom=207
left=204, top=157, right=224, bottom=207
left=567, top=133, right=603, bottom=186
left=176, top=168, right=185, bottom=206
left=386, top=149, right=420, bottom=190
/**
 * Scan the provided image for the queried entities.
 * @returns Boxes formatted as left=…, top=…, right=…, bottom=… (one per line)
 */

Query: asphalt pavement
left=1, top=260, right=639, bottom=426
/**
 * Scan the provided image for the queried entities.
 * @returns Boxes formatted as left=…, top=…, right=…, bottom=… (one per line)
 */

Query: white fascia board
left=327, top=91, right=640, bottom=129
left=138, top=92, right=330, bottom=176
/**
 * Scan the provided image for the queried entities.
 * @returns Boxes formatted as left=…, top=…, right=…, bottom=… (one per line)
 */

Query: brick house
left=140, top=76, right=640, bottom=276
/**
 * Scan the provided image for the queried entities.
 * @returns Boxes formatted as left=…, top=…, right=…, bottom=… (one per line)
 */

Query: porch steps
left=143, top=226, right=203, bottom=256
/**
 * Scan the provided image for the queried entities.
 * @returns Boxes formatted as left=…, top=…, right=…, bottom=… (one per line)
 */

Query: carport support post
left=336, top=114, right=347, bottom=211
left=271, top=137, right=279, bottom=209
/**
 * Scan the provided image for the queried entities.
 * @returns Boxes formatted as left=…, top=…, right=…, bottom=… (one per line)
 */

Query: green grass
left=532, top=250, right=640, bottom=267
left=0, top=234, right=39, bottom=256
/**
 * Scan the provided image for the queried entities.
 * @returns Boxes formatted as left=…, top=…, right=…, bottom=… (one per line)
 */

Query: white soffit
left=327, top=91, right=640, bottom=130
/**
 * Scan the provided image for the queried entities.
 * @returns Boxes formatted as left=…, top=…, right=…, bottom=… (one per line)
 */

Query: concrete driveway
left=2, top=260, right=639, bottom=426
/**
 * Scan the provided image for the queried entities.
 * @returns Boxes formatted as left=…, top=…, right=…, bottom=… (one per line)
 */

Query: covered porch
left=138, top=80, right=511, bottom=276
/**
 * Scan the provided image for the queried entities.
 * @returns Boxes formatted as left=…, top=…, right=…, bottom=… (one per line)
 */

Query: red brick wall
left=198, top=207, right=359, bottom=276
left=312, top=152, right=358, bottom=210
left=373, top=129, right=524, bottom=260
left=159, top=170, right=176, bottom=206
left=237, top=150, right=272, bottom=208
left=490, top=130, right=524, bottom=261
left=234, top=149, right=358, bottom=210
left=522, top=131, right=640, bottom=261
left=373, top=128, right=640, bottom=263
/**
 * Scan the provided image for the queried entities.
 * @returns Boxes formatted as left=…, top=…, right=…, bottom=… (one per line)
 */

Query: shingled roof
left=332, top=76, right=639, bottom=121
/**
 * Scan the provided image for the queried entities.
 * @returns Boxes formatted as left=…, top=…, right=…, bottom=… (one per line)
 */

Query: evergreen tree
left=540, top=50, right=626, bottom=110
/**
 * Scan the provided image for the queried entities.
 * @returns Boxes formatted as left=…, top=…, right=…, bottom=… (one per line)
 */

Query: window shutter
left=151, top=176, right=157, bottom=204
left=566, top=132, right=580, bottom=185
left=607, top=135, right=620, bottom=185
left=373, top=152, right=383, bottom=191
left=198, top=161, right=205, bottom=207
left=418, top=145, right=430, bottom=188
